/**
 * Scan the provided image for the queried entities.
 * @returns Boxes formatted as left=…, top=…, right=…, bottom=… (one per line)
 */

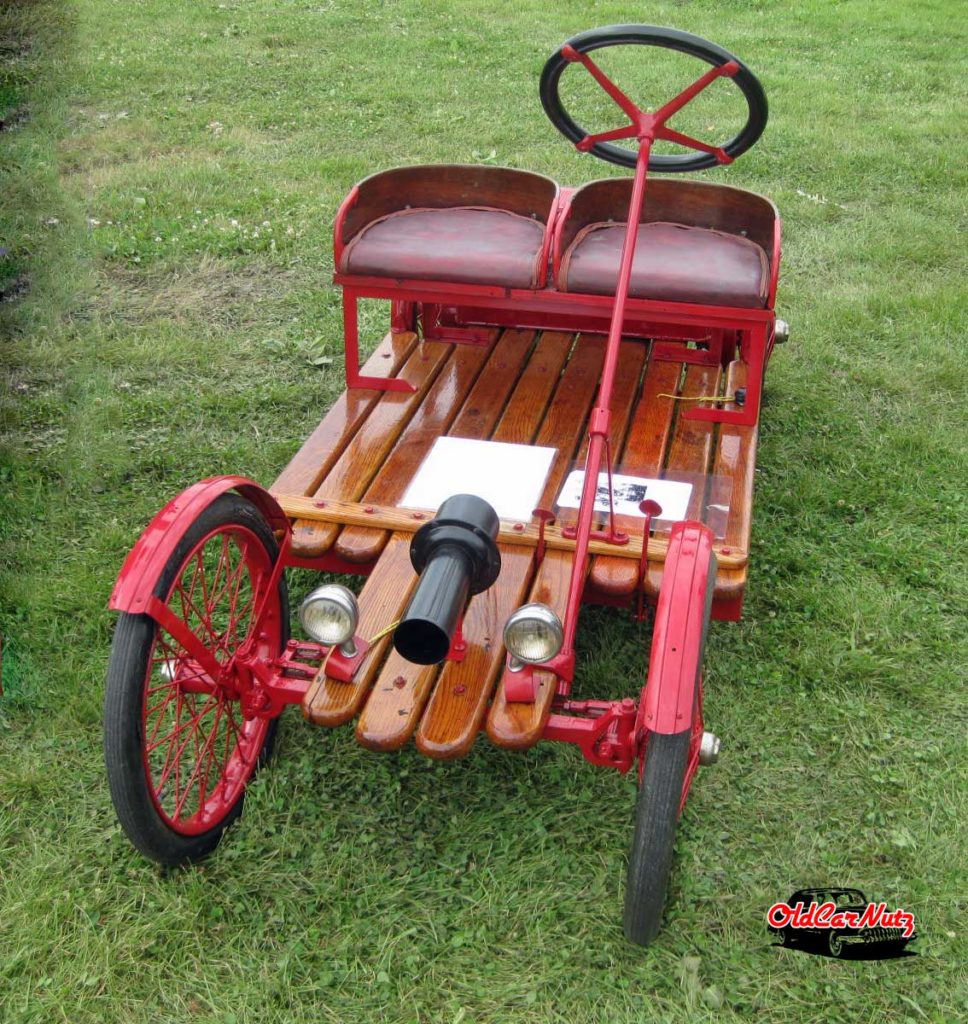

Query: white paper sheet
left=402, top=437, right=557, bottom=521
left=557, top=470, right=693, bottom=522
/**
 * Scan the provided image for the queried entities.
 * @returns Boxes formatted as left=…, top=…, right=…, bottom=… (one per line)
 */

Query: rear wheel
left=104, top=493, right=289, bottom=865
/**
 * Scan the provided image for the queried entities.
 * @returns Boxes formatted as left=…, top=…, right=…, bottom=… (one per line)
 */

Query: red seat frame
left=333, top=166, right=780, bottom=428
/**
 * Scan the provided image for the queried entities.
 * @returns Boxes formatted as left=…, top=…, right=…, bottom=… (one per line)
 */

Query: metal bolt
left=453, top=684, right=466, bottom=696
left=314, top=500, right=327, bottom=509
left=513, top=523, right=525, bottom=532
left=364, top=505, right=375, bottom=514
left=393, top=675, right=406, bottom=689
left=699, top=731, right=722, bottom=766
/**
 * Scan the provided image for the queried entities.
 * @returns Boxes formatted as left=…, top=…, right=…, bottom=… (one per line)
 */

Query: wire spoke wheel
left=105, top=493, right=289, bottom=865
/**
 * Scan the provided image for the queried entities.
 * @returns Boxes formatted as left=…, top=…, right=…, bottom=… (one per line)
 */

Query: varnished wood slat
left=333, top=335, right=497, bottom=563
left=415, top=545, right=535, bottom=758
left=553, top=339, right=647, bottom=525
left=665, top=362, right=722, bottom=521
left=486, top=547, right=580, bottom=749
left=356, top=331, right=586, bottom=753
left=355, top=651, right=440, bottom=752
left=411, top=336, right=605, bottom=757
left=448, top=329, right=537, bottom=439
left=638, top=361, right=722, bottom=601
left=335, top=328, right=537, bottom=565
left=481, top=336, right=609, bottom=749
left=274, top=493, right=749, bottom=568
left=710, top=360, right=756, bottom=600
left=491, top=331, right=574, bottom=444
left=272, top=331, right=417, bottom=496
left=302, top=535, right=418, bottom=726
left=290, top=340, right=453, bottom=557
left=589, top=357, right=682, bottom=596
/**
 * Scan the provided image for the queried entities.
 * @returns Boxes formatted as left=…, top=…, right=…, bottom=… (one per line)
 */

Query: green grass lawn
left=2, top=0, right=966, bottom=1021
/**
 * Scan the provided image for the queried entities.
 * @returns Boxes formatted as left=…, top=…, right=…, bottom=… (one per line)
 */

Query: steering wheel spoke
left=577, top=122, right=639, bottom=152
left=561, top=44, right=643, bottom=124
left=540, top=25, right=766, bottom=173
left=654, top=124, right=733, bottom=164
left=653, top=60, right=739, bottom=125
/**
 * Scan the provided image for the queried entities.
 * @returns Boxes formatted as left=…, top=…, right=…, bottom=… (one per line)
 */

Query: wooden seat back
left=554, top=177, right=779, bottom=287
left=337, top=164, right=560, bottom=253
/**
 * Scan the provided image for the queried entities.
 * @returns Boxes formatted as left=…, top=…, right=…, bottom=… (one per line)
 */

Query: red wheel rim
left=141, top=524, right=282, bottom=835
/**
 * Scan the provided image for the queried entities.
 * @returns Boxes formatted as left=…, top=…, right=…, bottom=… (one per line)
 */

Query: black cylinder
left=392, top=495, right=501, bottom=665
left=393, top=543, right=472, bottom=665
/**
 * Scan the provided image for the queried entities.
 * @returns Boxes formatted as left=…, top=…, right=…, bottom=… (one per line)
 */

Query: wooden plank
left=552, top=339, right=647, bottom=524
left=333, top=336, right=495, bottom=563
left=272, top=331, right=417, bottom=496
left=638, top=361, right=724, bottom=601
left=710, top=360, right=757, bottom=601
left=290, top=340, right=453, bottom=557
left=482, top=335, right=609, bottom=750
left=356, top=331, right=582, bottom=753
left=302, top=535, right=417, bottom=727
left=334, top=329, right=534, bottom=565
left=491, top=331, right=574, bottom=443
left=486, top=547, right=579, bottom=749
left=449, top=329, right=537, bottom=438
left=274, top=493, right=749, bottom=568
left=589, top=357, right=681, bottom=596
left=411, top=335, right=605, bottom=758
left=665, top=362, right=722, bottom=522
left=415, top=545, right=535, bottom=758
left=355, top=652, right=441, bottom=752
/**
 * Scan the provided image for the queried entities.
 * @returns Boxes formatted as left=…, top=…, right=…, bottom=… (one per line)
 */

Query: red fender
left=108, top=476, right=290, bottom=614
left=638, top=521, right=716, bottom=735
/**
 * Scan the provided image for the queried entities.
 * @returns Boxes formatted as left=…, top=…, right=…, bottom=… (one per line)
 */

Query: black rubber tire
left=104, top=493, right=289, bottom=866
left=827, top=931, right=846, bottom=958
left=623, top=728, right=691, bottom=945
left=540, top=24, right=768, bottom=172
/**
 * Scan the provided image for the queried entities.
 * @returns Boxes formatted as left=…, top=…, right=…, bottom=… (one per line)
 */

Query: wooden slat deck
left=275, top=328, right=756, bottom=754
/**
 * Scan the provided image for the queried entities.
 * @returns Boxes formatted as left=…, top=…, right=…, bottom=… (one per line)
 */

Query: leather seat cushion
left=558, top=220, right=769, bottom=308
left=340, top=206, right=547, bottom=289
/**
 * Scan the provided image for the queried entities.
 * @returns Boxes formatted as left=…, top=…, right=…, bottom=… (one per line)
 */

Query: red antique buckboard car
left=103, top=26, right=788, bottom=945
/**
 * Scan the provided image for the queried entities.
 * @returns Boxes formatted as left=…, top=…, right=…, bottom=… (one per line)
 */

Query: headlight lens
left=299, top=584, right=358, bottom=647
left=503, top=603, right=563, bottom=665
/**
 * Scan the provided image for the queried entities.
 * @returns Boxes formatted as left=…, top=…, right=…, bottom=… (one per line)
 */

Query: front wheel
left=623, top=729, right=691, bottom=945
left=104, top=493, right=289, bottom=865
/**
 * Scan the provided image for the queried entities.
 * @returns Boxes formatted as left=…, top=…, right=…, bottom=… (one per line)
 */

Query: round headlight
left=299, top=584, right=359, bottom=650
left=503, top=603, right=563, bottom=666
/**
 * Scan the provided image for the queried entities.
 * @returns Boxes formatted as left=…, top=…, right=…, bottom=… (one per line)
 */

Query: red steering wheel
left=540, top=25, right=768, bottom=173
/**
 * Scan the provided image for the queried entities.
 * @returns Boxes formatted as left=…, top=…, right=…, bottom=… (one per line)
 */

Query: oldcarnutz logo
left=768, top=900, right=916, bottom=938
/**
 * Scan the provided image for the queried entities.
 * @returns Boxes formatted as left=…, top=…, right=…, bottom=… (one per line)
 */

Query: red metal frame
left=339, top=280, right=772, bottom=423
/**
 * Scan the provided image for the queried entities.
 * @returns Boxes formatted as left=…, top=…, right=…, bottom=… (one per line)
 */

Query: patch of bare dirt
left=98, top=257, right=300, bottom=326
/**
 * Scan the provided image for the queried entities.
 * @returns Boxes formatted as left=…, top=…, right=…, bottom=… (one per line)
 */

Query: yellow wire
left=366, top=619, right=400, bottom=645
left=657, top=392, right=741, bottom=404
left=318, top=620, right=400, bottom=678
